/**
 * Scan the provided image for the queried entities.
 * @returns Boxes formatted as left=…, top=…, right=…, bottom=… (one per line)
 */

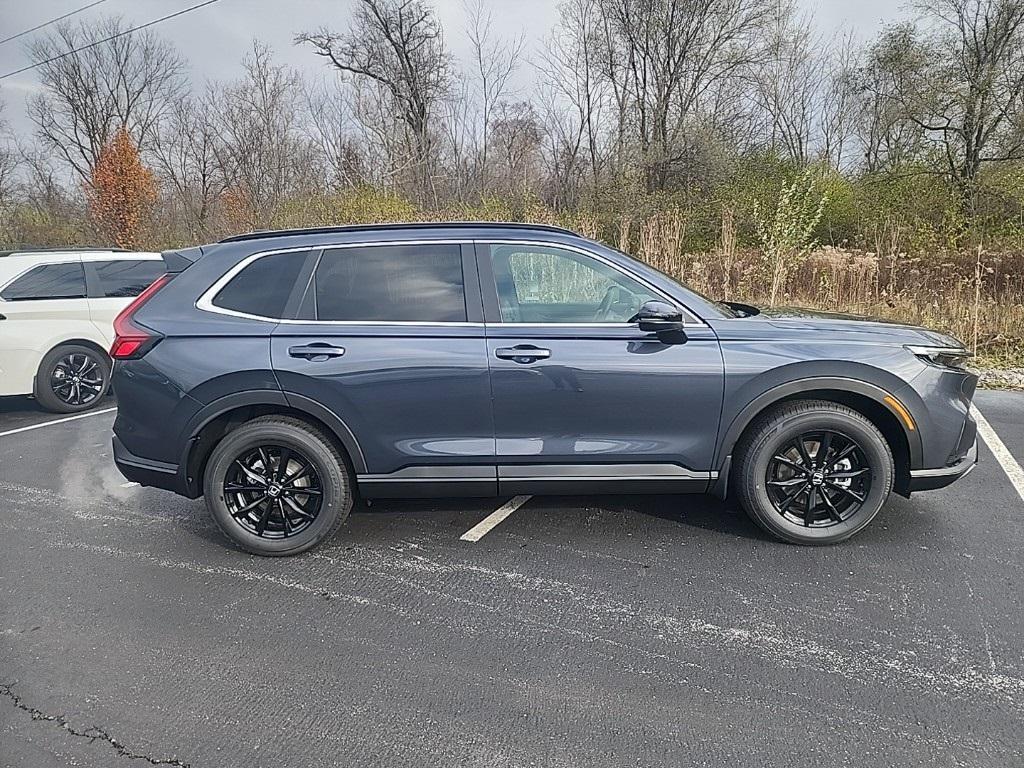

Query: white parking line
left=0, top=407, right=117, bottom=438
left=974, top=406, right=1024, bottom=504
left=460, top=495, right=532, bottom=542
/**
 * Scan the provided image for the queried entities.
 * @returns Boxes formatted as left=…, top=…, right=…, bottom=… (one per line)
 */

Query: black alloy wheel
left=35, top=344, right=112, bottom=413
left=765, top=430, right=872, bottom=528
left=223, top=444, right=324, bottom=539
left=734, top=400, right=894, bottom=546
left=50, top=352, right=105, bottom=407
left=204, top=416, right=353, bottom=556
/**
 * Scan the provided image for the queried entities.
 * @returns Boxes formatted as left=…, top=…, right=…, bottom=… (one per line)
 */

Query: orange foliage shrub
left=87, top=128, right=157, bottom=249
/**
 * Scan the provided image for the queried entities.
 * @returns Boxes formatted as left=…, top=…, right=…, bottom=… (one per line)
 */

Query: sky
left=0, top=0, right=912, bottom=140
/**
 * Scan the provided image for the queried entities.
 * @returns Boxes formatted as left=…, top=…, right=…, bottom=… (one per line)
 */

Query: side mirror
left=632, top=300, right=687, bottom=343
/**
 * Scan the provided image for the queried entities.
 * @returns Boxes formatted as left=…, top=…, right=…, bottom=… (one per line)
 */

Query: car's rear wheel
left=34, top=344, right=111, bottom=413
left=734, top=400, right=894, bottom=545
left=203, top=416, right=353, bottom=556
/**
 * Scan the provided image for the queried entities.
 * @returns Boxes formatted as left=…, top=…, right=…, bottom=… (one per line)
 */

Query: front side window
left=0, top=262, right=87, bottom=301
left=212, top=250, right=308, bottom=318
left=489, top=244, right=657, bottom=323
left=314, top=244, right=466, bottom=322
left=93, top=259, right=165, bottom=298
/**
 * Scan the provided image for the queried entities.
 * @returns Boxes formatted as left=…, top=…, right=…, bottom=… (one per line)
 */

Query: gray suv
left=110, top=223, right=978, bottom=555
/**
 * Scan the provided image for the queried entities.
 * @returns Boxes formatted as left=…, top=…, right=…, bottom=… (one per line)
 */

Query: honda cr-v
left=110, top=223, right=978, bottom=555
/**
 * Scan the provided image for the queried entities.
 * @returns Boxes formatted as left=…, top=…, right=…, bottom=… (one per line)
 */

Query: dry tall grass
left=631, top=210, right=1024, bottom=362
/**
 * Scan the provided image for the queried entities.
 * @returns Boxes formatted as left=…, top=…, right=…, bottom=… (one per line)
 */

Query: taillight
left=110, top=273, right=173, bottom=359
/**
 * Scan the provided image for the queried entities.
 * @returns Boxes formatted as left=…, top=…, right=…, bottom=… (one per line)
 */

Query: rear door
left=270, top=241, right=496, bottom=496
left=0, top=259, right=93, bottom=396
left=478, top=241, right=724, bottom=494
left=84, top=256, right=166, bottom=344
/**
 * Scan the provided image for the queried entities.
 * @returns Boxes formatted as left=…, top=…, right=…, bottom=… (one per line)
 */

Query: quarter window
left=212, top=251, right=309, bottom=318
left=93, top=260, right=165, bottom=298
left=0, top=262, right=87, bottom=301
left=314, top=244, right=466, bottom=322
left=489, top=244, right=657, bottom=323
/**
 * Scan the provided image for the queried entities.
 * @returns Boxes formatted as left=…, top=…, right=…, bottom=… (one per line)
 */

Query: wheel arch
left=45, top=337, right=110, bottom=359
left=177, top=392, right=366, bottom=498
left=714, top=378, right=921, bottom=499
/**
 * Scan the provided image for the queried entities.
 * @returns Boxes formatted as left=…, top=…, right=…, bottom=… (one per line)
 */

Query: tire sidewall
left=745, top=410, right=893, bottom=544
left=204, top=422, right=348, bottom=556
left=35, top=344, right=111, bottom=413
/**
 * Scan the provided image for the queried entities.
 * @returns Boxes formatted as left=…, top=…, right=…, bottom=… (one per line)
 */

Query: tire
left=734, top=400, right=894, bottom=545
left=203, top=416, right=353, bottom=556
left=34, top=344, right=111, bottom=413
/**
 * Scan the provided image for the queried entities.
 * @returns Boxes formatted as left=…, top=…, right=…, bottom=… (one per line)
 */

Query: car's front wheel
left=203, top=416, right=353, bottom=556
left=734, top=400, right=894, bottom=545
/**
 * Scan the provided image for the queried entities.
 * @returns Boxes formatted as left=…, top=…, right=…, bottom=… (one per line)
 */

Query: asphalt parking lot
left=1, top=392, right=1022, bottom=767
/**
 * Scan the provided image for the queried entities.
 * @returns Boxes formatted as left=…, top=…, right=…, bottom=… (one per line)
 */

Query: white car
left=0, top=248, right=164, bottom=412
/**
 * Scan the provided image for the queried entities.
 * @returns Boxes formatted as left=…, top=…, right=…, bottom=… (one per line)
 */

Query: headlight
left=905, top=345, right=972, bottom=370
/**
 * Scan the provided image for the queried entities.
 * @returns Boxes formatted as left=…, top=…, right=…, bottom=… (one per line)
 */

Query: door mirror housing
left=632, top=300, right=687, bottom=343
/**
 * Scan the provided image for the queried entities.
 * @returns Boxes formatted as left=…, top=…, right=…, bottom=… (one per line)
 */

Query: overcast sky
left=0, top=0, right=912, bottom=139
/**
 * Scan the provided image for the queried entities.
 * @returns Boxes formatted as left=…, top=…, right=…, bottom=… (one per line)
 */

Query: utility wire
left=0, top=0, right=110, bottom=47
left=0, top=0, right=224, bottom=80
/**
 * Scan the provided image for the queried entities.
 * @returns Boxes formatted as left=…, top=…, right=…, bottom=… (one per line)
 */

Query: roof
left=218, top=221, right=582, bottom=244
left=0, top=247, right=128, bottom=258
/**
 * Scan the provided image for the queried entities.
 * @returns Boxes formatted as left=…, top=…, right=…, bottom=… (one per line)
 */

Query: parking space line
left=0, top=407, right=117, bottom=438
left=460, top=495, right=532, bottom=542
left=974, top=406, right=1024, bottom=504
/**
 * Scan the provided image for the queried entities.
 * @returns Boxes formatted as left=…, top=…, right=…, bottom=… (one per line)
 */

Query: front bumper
left=907, top=438, right=978, bottom=492
left=112, top=435, right=184, bottom=494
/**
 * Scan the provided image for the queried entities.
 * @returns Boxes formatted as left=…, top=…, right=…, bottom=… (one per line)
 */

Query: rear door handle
left=288, top=343, right=346, bottom=361
left=495, top=345, right=551, bottom=363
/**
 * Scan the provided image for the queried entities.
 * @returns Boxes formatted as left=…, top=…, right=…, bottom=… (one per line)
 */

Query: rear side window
left=0, top=262, right=86, bottom=301
left=212, top=251, right=308, bottom=318
left=314, top=244, right=466, bottom=322
left=93, top=259, right=165, bottom=298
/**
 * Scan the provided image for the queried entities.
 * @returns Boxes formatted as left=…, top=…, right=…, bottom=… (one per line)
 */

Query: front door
left=270, top=241, right=496, bottom=497
left=478, top=241, right=724, bottom=495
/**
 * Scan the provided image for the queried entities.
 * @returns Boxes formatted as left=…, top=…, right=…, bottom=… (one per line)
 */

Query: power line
left=0, top=1, right=111, bottom=47
left=0, top=0, right=225, bottom=80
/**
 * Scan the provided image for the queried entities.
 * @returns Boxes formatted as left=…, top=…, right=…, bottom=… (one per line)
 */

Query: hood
left=717, top=303, right=965, bottom=348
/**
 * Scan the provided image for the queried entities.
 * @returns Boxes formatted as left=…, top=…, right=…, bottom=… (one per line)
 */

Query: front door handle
left=495, top=345, right=551, bottom=363
left=288, top=343, right=346, bottom=361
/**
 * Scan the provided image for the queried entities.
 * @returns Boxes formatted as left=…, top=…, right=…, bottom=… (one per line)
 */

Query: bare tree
left=864, top=0, right=1024, bottom=210
left=26, top=16, right=185, bottom=183
left=849, top=25, right=928, bottom=173
left=489, top=100, right=544, bottom=196
left=596, top=0, right=773, bottom=190
left=208, top=43, right=317, bottom=229
left=0, top=96, right=19, bottom=211
left=538, top=0, right=609, bottom=196
left=303, top=77, right=370, bottom=191
left=297, top=0, right=453, bottom=200
left=151, top=98, right=224, bottom=238
left=464, top=0, right=524, bottom=194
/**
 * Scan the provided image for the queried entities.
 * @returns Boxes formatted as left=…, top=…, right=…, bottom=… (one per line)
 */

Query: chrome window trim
left=196, top=237, right=708, bottom=328
left=196, top=241, right=483, bottom=326
left=478, top=239, right=706, bottom=327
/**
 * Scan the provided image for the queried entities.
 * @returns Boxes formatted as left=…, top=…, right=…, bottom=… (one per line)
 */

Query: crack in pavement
left=0, top=682, right=192, bottom=767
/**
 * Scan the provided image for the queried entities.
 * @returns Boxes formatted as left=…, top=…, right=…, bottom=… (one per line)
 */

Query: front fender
left=715, top=371, right=924, bottom=471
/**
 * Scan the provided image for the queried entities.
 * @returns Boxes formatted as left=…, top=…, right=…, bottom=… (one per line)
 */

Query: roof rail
left=0, top=246, right=128, bottom=257
left=218, top=221, right=581, bottom=244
